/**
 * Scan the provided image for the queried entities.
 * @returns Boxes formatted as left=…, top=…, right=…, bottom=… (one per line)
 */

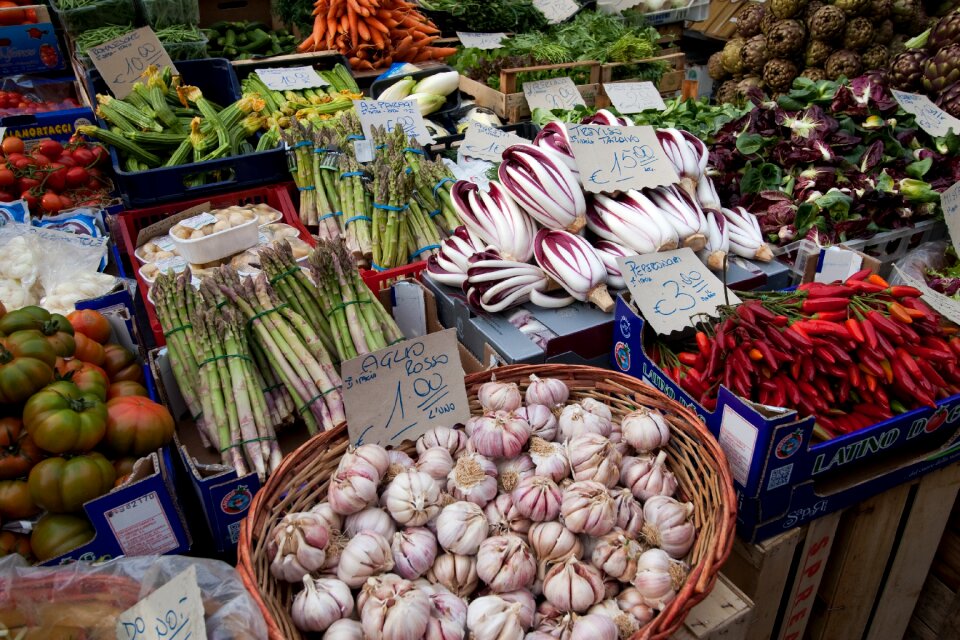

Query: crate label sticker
left=942, top=180, right=960, bottom=255
left=718, top=405, right=758, bottom=487
left=814, top=247, right=862, bottom=283
left=523, top=77, right=586, bottom=112
left=603, top=82, right=667, bottom=114
left=178, top=212, right=218, bottom=230
left=533, top=0, right=580, bottom=23
left=88, top=27, right=177, bottom=100
left=116, top=565, right=207, bottom=640
left=105, top=491, right=180, bottom=556
left=457, top=32, right=507, bottom=49
left=567, top=124, right=679, bottom=193
left=255, top=65, right=328, bottom=91
left=616, top=248, right=740, bottom=336
left=354, top=139, right=375, bottom=163
left=354, top=99, right=435, bottom=145
left=152, top=235, right=176, bottom=252
left=341, top=328, right=471, bottom=448
left=892, top=90, right=960, bottom=138
left=460, top=123, right=528, bottom=163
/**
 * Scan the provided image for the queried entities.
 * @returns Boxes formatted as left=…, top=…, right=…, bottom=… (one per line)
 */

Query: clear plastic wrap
left=0, top=554, right=267, bottom=640
left=0, top=75, right=81, bottom=117
left=888, top=240, right=949, bottom=285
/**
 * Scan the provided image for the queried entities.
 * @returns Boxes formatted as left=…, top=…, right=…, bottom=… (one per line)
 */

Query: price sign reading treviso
left=88, top=27, right=176, bottom=99
left=617, top=248, right=740, bottom=336
left=341, top=329, right=471, bottom=447
left=460, top=123, right=529, bottom=162
left=523, top=77, right=585, bottom=112
left=255, top=66, right=328, bottom=91
left=354, top=99, right=435, bottom=145
left=566, top=123, right=679, bottom=193
left=115, top=565, right=207, bottom=640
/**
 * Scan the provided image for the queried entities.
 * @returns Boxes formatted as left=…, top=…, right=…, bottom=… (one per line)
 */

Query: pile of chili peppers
left=652, top=271, right=960, bottom=441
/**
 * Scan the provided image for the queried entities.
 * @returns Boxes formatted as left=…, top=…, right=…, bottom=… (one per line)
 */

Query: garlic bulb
left=465, top=415, right=484, bottom=437
left=345, top=507, right=397, bottom=539
left=526, top=632, right=559, bottom=640
left=428, top=552, right=480, bottom=597
left=589, top=599, right=643, bottom=640
left=591, top=531, right=644, bottom=582
left=485, top=493, right=533, bottom=536
left=477, top=534, right=537, bottom=592
left=437, top=501, right=489, bottom=555
left=472, top=411, right=532, bottom=459
left=615, top=588, right=655, bottom=625
left=393, top=527, right=439, bottom=580
left=567, top=433, right=622, bottom=488
left=528, top=437, right=570, bottom=482
left=338, top=531, right=394, bottom=587
left=448, top=452, right=499, bottom=507
left=570, top=613, right=618, bottom=640
left=621, top=409, right=670, bottom=453
left=528, top=521, right=582, bottom=564
left=559, top=404, right=611, bottom=440
left=417, top=448, right=456, bottom=483
left=385, top=450, right=416, bottom=483
left=526, top=375, right=569, bottom=409
left=611, top=489, right=644, bottom=539
left=357, top=573, right=406, bottom=614
left=328, top=454, right=381, bottom=515
left=619, top=455, right=654, bottom=501
left=425, top=584, right=468, bottom=640
left=325, top=619, right=363, bottom=640
left=602, top=575, right=621, bottom=600
left=498, top=454, right=535, bottom=493
left=385, top=470, right=442, bottom=526
left=360, top=574, right=431, bottom=640
left=533, top=602, right=576, bottom=639
left=581, top=398, right=613, bottom=426
left=608, top=422, right=630, bottom=458
left=267, top=512, right=329, bottom=582
left=642, top=496, right=696, bottom=559
left=417, top=425, right=469, bottom=458
left=542, top=557, right=605, bottom=613
left=560, top=481, right=616, bottom=536
left=468, top=595, right=529, bottom=640
left=518, top=405, right=559, bottom=442
left=309, top=502, right=343, bottom=535
left=479, top=380, right=523, bottom=412
left=323, top=530, right=348, bottom=572
left=352, top=443, right=391, bottom=478
left=291, top=576, right=353, bottom=632
left=512, top=475, right=562, bottom=522
left=499, top=589, right=537, bottom=628
left=631, top=548, right=688, bottom=610
left=631, top=451, right=678, bottom=501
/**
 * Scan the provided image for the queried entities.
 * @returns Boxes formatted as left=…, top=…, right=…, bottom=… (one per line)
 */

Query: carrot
left=346, top=4, right=358, bottom=36
left=365, top=15, right=390, bottom=33
left=298, top=34, right=315, bottom=51
left=370, top=26, right=385, bottom=49
left=429, top=47, right=458, bottom=58
left=357, top=19, right=371, bottom=41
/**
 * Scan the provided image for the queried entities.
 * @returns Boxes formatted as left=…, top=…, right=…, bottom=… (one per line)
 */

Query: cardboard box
left=1, top=105, right=95, bottom=144
left=0, top=6, right=66, bottom=74
left=611, top=294, right=960, bottom=542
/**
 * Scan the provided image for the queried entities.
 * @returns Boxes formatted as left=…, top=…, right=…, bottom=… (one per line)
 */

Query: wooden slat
left=911, top=575, right=957, bottom=633
left=905, top=617, right=940, bottom=640
left=671, top=575, right=752, bottom=640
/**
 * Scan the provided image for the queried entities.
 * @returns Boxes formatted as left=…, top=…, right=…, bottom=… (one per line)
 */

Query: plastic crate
left=84, top=58, right=288, bottom=208
left=115, top=183, right=303, bottom=346
left=361, top=261, right=427, bottom=292
left=619, top=0, right=710, bottom=25
left=50, top=0, right=136, bottom=33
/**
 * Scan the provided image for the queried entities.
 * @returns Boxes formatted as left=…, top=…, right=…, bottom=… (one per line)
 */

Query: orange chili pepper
left=868, top=273, right=890, bottom=288
left=748, top=348, right=764, bottom=361
left=866, top=373, right=878, bottom=392
left=880, top=359, right=894, bottom=384
left=888, top=302, right=913, bottom=324
left=903, top=307, right=926, bottom=319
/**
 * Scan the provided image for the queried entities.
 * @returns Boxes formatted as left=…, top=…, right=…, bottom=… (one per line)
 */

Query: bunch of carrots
left=298, top=0, right=458, bottom=70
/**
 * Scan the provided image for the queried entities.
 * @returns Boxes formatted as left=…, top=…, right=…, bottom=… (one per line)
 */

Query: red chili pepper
left=858, top=351, right=885, bottom=378
left=793, top=319, right=852, bottom=340
left=813, top=377, right=836, bottom=404
left=917, top=359, right=947, bottom=388
left=819, top=340, right=853, bottom=365
left=818, top=345, right=837, bottom=365
left=849, top=363, right=862, bottom=390
left=922, top=335, right=951, bottom=353
left=951, top=337, right=960, bottom=359
left=726, top=334, right=736, bottom=350
left=868, top=274, right=890, bottom=287
left=810, top=311, right=848, bottom=323
left=802, top=356, right=816, bottom=382
left=678, top=352, right=700, bottom=366
left=900, top=297, right=938, bottom=323
left=798, top=380, right=822, bottom=409
left=846, top=267, right=873, bottom=282
left=695, top=331, right=710, bottom=357
left=738, top=303, right=757, bottom=325
left=846, top=280, right=885, bottom=294
left=895, top=348, right=924, bottom=380
left=781, top=375, right=800, bottom=406
left=773, top=315, right=789, bottom=327
left=845, top=318, right=865, bottom=344
left=888, top=302, right=913, bottom=324
left=784, top=325, right=815, bottom=350
left=855, top=402, right=893, bottom=422
left=874, top=386, right=890, bottom=409
left=886, top=285, right=922, bottom=298
left=905, top=345, right=956, bottom=363
left=837, top=377, right=851, bottom=404
left=865, top=373, right=878, bottom=393
left=860, top=313, right=879, bottom=350
left=753, top=341, right=779, bottom=370
left=867, top=311, right=903, bottom=340
left=898, top=322, right=921, bottom=345
left=805, top=284, right=855, bottom=298
left=750, top=303, right=778, bottom=324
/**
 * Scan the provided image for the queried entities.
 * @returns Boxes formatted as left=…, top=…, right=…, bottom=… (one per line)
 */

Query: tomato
left=0, top=417, right=43, bottom=480
left=58, top=194, right=73, bottom=210
left=0, top=190, right=13, bottom=201
left=20, top=190, right=37, bottom=211
left=71, top=147, right=94, bottom=166
left=31, top=513, right=94, bottom=561
left=55, top=357, right=106, bottom=379
left=64, top=364, right=109, bottom=401
left=44, top=166, right=67, bottom=192
left=73, top=332, right=105, bottom=366
left=0, top=350, right=53, bottom=404
left=64, top=166, right=88, bottom=189
left=0, top=168, right=13, bottom=187
left=28, top=452, right=115, bottom=513
left=102, top=343, right=137, bottom=379
left=38, top=139, right=62, bottom=160
left=0, top=531, right=32, bottom=560
left=41, top=191, right=61, bottom=213
left=104, top=396, right=174, bottom=457
left=0, top=307, right=75, bottom=358
left=0, top=329, right=56, bottom=367
left=56, top=153, right=76, bottom=167
left=90, top=145, right=109, bottom=166
left=67, top=309, right=111, bottom=343
left=17, top=176, right=39, bottom=191
left=30, top=152, right=49, bottom=167
left=0, top=2, right=24, bottom=26
left=23, top=381, right=107, bottom=454
left=107, top=380, right=148, bottom=400
left=0, top=479, right=38, bottom=519
left=1, top=136, right=23, bottom=156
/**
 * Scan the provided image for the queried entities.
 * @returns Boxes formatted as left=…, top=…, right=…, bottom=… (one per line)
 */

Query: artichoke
left=875, top=19, right=895, bottom=45
left=806, top=39, right=835, bottom=66
left=892, top=0, right=919, bottom=18
left=833, top=0, right=867, bottom=15
left=708, top=51, right=729, bottom=80
left=737, top=75, right=764, bottom=99
left=889, top=49, right=929, bottom=89
left=737, top=3, right=767, bottom=37
left=843, top=17, right=875, bottom=50
left=763, top=58, right=801, bottom=91
left=772, top=0, right=807, bottom=18
left=722, top=38, right=747, bottom=74
left=937, top=79, right=960, bottom=117
left=801, top=67, right=829, bottom=80
left=716, top=79, right=741, bottom=104
left=929, top=9, right=960, bottom=50
left=825, top=49, right=864, bottom=78
left=862, top=43, right=890, bottom=68
left=808, top=5, right=846, bottom=40
left=761, top=11, right=780, bottom=34
left=804, top=0, right=826, bottom=20
left=923, top=42, right=960, bottom=91
left=742, top=35, right=771, bottom=72
left=768, top=19, right=807, bottom=56
left=869, top=0, right=893, bottom=19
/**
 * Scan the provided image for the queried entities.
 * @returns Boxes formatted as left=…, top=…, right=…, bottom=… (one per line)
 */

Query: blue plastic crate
left=84, top=58, right=287, bottom=208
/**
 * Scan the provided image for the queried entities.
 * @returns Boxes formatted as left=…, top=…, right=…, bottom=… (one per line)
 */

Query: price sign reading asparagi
left=88, top=27, right=176, bottom=99
left=566, top=123, right=679, bottom=193
left=354, top=99, right=435, bottom=145
left=522, top=77, right=585, bottom=112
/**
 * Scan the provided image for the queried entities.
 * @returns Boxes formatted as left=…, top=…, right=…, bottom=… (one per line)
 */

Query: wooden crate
left=673, top=574, right=753, bottom=639
left=688, top=0, right=759, bottom=40
left=906, top=574, right=960, bottom=639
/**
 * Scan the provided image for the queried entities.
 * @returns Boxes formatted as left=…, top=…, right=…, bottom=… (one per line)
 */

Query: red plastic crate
left=361, top=261, right=427, bottom=291
left=115, top=183, right=309, bottom=346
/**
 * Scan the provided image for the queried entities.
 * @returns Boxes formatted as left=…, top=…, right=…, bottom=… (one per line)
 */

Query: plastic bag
left=0, top=554, right=268, bottom=640
left=888, top=240, right=948, bottom=285
left=0, top=75, right=80, bottom=117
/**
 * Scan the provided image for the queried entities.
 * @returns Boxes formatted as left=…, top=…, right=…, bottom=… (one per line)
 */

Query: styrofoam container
left=171, top=214, right=259, bottom=264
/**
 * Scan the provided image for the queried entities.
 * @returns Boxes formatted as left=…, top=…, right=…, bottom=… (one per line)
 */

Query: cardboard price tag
left=942, top=180, right=960, bottom=254
left=616, top=248, right=740, bottom=336
left=115, top=565, right=207, bottom=640
left=88, top=27, right=176, bottom=100
left=603, top=82, right=666, bottom=114
left=523, top=77, right=585, bottom=112
left=460, top=123, right=529, bottom=162
left=894, top=266, right=960, bottom=326
left=891, top=90, right=960, bottom=138
left=341, top=329, right=471, bottom=447
left=255, top=66, right=328, bottom=91
left=566, top=123, right=679, bottom=193
left=533, top=0, right=580, bottom=23
left=354, top=99, right=434, bottom=145
left=457, top=32, right=507, bottom=49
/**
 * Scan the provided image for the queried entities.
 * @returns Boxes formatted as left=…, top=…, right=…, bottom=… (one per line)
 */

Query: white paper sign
left=894, top=265, right=960, bottom=326
left=354, top=138, right=375, bottom=163
left=255, top=66, right=328, bottom=91
left=617, top=248, right=741, bottom=335
left=457, top=32, right=507, bottom=49
left=942, top=180, right=960, bottom=254
left=115, top=565, right=207, bottom=640
left=892, top=90, right=960, bottom=138
left=88, top=27, right=177, bottom=100
left=354, top=99, right=435, bottom=145
left=523, top=77, right=585, bottom=112
left=533, top=0, right=580, bottom=23
left=566, top=123, right=679, bottom=193
left=341, top=329, right=471, bottom=447
left=460, top=123, right=529, bottom=162
left=603, top=82, right=666, bottom=114
left=814, top=247, right=863, bottom=283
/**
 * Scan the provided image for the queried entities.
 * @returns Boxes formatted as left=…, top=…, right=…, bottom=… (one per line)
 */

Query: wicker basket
left=237, top=364, right=737, bottom=640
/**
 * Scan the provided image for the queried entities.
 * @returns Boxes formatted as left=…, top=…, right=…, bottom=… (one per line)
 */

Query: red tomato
left=0, top=137, right=23, bottom=156
left=70, top=147, right=94, bottom=166
left=0, top=2, right=24, bottom=27
left=56, top=154, right=76, bottom=167
left=40, top=191, right=61, bottom=213
left=20, top=191, right=37, bottom=210
left=44, top=166, right=66, bottom=192
left=89, top=146, right=109, bottom=167
left=64, top=166, right=87, bottom=188
left=30, top=153, right=49, bottom=167
left=58, top=194, right=73, bottom=210
left=18, top=177, right=39, bottom=191
left=37, top=140, right=62, bottom=159
left=0, top=168, right=13, bottom=188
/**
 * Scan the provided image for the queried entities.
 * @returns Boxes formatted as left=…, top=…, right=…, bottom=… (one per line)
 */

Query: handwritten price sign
left=457, top=32, right=507, bottom=49
left=523, top=77, right=585, bottom=112
left=566, top=124, right=679, bottom=193
left=891, top=90, right=960, bottom=138
left=116, top=565, right=207, bottom=640
left=255, top=66, right=328, bottom=91
left=603, top=82, right=666, bottom=114
left=354, top=99, right=434, bottom=145
left=88, top=27, right=176, bottom=99
left=460, top=123, right=529, bottom=162
left=533, top=0, right=580, bottom=23
left=617, top=248, right=740, bottom=336
left=342, top=329, right=471, bottom=447
left=942, top=180, right=960, bottom=254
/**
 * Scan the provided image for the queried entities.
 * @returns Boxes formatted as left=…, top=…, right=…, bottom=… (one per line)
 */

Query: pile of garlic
left=268, top=375, right=697, bottom=640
